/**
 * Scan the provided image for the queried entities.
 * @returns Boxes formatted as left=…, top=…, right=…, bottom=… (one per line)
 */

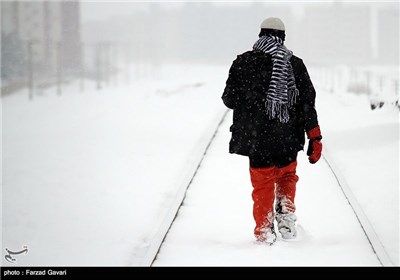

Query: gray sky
left=80, top=1, right=395, bottom=24
left=79, top=1, right=330, bottom=23
left=79, top=1, right=398, bottom=65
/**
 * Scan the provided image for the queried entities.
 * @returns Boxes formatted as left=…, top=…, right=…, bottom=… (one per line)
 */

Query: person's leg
left=276, top=160, right=298, bottom=211
left=249, top=165, right=277, bottom=243
left=275, top=160, right=299, bottom=239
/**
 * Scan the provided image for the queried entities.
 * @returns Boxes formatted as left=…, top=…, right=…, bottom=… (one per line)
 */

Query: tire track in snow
left=138, top=109, right=230, bottom=266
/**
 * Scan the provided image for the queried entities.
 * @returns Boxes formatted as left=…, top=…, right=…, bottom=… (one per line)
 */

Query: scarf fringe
left=265, top=88, right=298, bottom=124
left=288, top=87, right=299, bottom=107
left=265, top=100, right=289, bottom=123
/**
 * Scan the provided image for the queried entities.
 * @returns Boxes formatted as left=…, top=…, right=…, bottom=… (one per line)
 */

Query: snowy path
left=2, top=65, right=396, bottom=266
left=153, top=110, right=381, bottom=266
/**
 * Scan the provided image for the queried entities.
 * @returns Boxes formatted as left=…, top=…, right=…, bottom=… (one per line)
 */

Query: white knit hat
left=260, top=17, right=285, bottom=31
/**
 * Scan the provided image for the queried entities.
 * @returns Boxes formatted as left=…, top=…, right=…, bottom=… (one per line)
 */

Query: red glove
left=307, top=126, right=323, bottom=164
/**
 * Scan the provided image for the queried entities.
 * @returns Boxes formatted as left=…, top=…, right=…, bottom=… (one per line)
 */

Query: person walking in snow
left=222, top=17, right=323, bottom=244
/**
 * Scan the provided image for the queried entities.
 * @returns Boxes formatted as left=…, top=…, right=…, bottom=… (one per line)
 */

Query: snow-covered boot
left=276, top=212, right=297, bottom=239
left=255, top=225, right=277, bottom=245
left=275, top=198, right=297, bottom=239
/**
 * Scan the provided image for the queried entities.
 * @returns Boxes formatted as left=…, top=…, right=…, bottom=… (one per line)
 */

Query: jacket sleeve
left=296, top=60, right=319, bottom=132
left=221, top=56, right=243, bottom=110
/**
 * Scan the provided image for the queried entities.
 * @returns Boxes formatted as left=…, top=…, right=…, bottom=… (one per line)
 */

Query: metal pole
left=395, top=79, right=399, bottom=110
left=96, top=43, right=102, bottom=90
left=113, top=43, right=118, bottom=87
left=56, top=41, right=62, bottom=96
left=126, top=43, right=130, bottom=85
left=105, top=42, right=110, bottom=87
left=28, top=41, right=33, bottom=100
left=80, top=42, right=84, bottom=93
left=365, top=71, right=371, bottom=95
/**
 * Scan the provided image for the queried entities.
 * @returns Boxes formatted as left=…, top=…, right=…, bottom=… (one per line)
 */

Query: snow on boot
left=275, top=197, right=297, bottom=239
left=255, top=225, right=277, bottom=245
left=276, top=213, right=297, bottom=239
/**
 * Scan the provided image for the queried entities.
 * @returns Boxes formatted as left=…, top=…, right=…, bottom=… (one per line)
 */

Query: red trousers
left=249, top=161, right=298, bottom=237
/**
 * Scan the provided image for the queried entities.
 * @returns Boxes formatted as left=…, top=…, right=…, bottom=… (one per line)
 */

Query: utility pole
left=56, top=41, right=63, bottom=96
left=105, top=42, right=110, bottom=87
left=27, top=40, right=33, bottom=100
left=96, top=43, right=102, bottom=90
left=126, top=43, right=130, bottom=85
left=80, top=42, right=85, bottom=93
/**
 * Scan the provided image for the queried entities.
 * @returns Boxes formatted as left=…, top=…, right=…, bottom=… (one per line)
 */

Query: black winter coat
left=222, top=50, right=319, bottom=167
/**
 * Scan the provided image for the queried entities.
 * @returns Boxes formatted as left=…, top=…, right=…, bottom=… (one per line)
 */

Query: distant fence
left=312, top=66, right=399, bottom=110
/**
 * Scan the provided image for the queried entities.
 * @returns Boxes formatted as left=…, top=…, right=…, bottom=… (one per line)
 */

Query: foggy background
left=1, top=1, right=399, bottom=97
left=1, top=1, right=399, bottom=267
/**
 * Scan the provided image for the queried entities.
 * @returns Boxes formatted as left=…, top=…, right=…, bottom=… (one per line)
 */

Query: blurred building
left=61, top=1, right=82, bottom=73
left=1, top=1, right=81, bottom=80
left=377, top=6, right=399, bottom=65
left=302, top=3, right=371, bottom=65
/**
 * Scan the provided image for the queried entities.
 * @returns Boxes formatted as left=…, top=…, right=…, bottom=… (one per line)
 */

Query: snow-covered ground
left=153, top=109, right=380, bottom=266
left=1, top=64, right=398, bottom=266
left=315, top=86, right=399, bottom=265
left=1, top=65, right=227, bottom=266
left=153, top=69, right=399, bottom=265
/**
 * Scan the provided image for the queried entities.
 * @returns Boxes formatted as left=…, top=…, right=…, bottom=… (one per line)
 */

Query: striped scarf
left=253, top=35, right=298, bottom=123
